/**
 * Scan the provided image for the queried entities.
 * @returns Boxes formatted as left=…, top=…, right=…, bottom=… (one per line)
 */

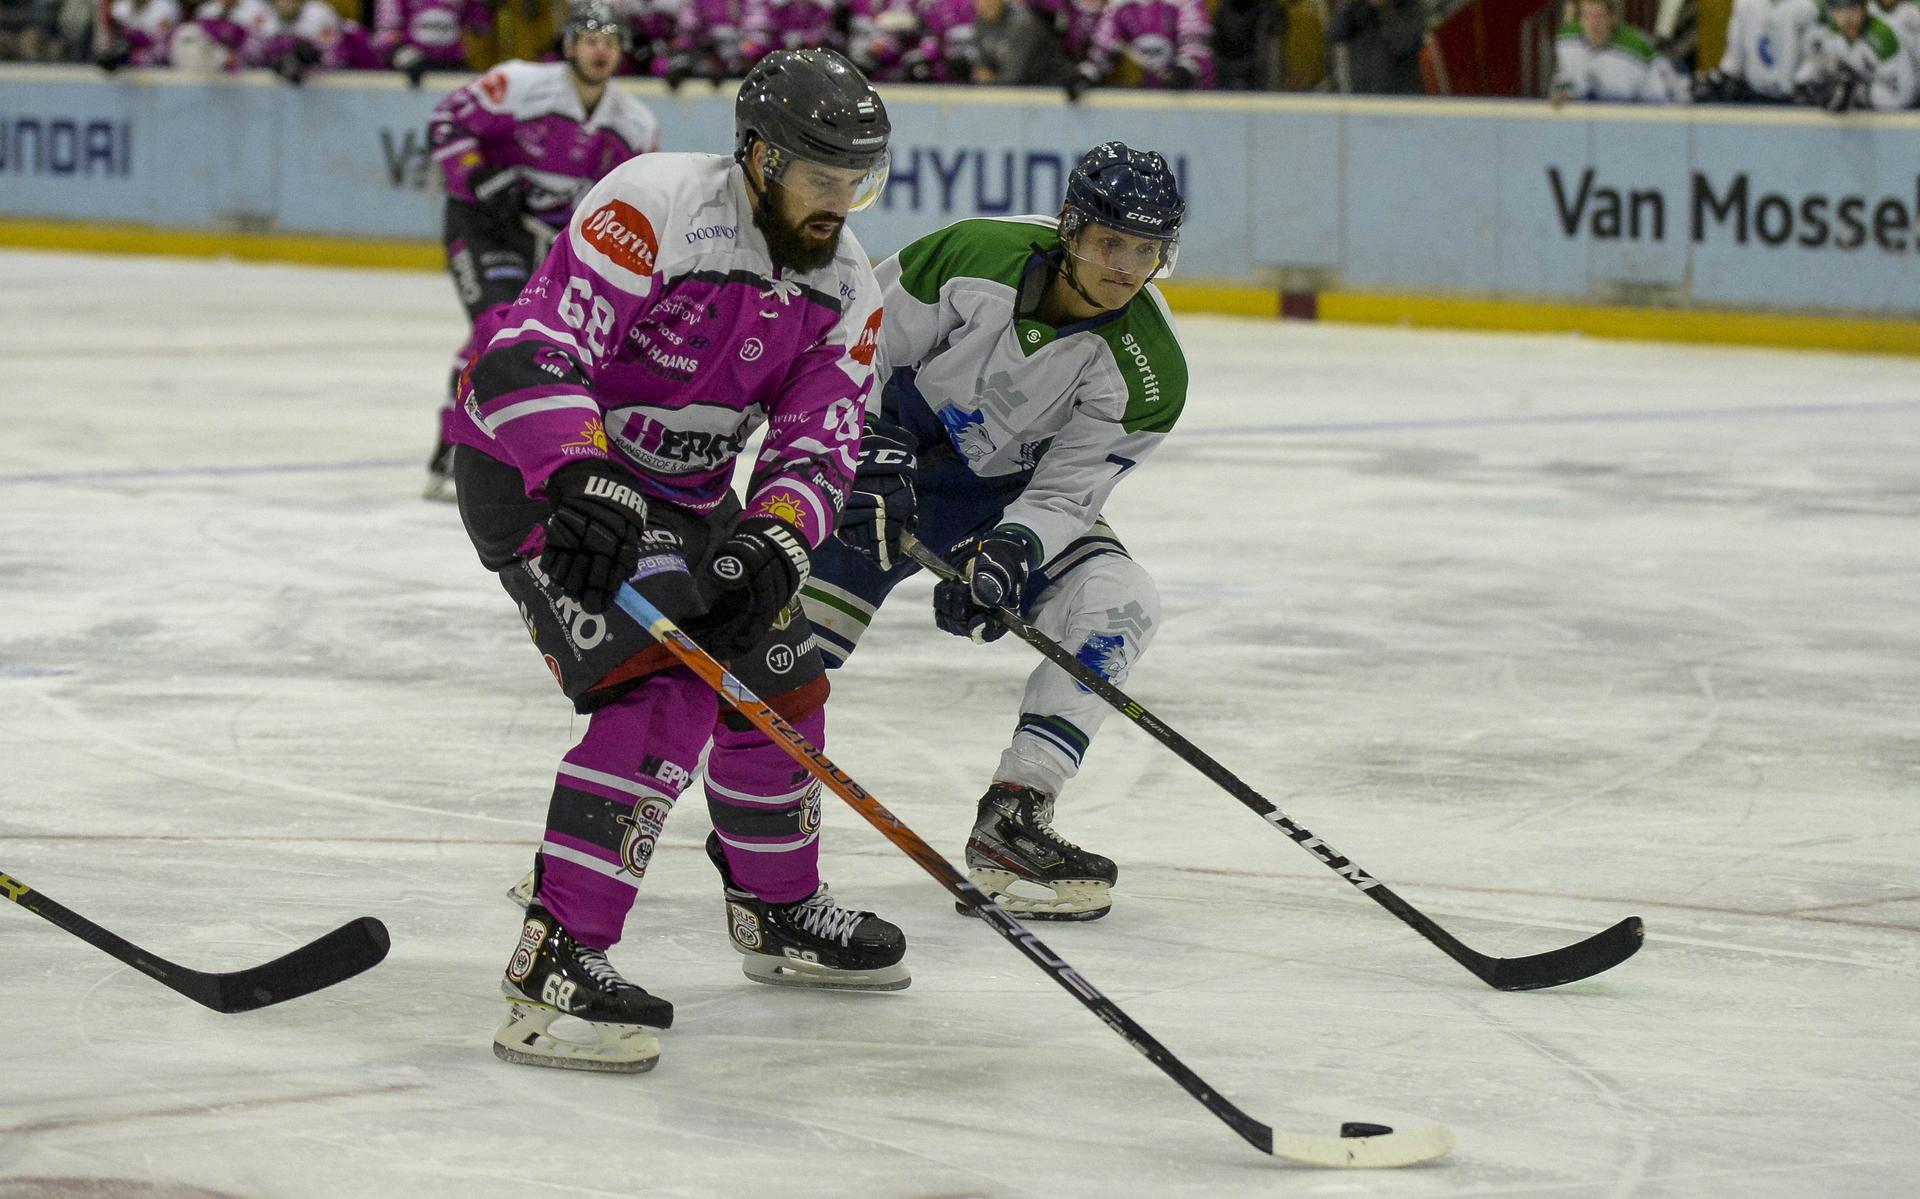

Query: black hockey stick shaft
left=900, top=534, right=1642, bottom=991
left=613, top=585, right=1286, bottom=1157
left=1, top=869, right=390, bottom=1012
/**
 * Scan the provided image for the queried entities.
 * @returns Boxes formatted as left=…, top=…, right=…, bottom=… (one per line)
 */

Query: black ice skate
left=706, top=833, right=910, bottom=991
left=493, top=902, right=674, bottom=1073
left=960, top=782, right=1117, bottom=921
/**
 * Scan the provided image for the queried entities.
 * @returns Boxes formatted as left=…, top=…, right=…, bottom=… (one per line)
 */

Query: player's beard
left=753, top=181, right=844, bottom=273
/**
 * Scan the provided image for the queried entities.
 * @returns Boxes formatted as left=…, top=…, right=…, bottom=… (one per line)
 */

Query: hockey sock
left=535, top=674, right=713, bottom=947
left=705, top=707, right=826, bottom=904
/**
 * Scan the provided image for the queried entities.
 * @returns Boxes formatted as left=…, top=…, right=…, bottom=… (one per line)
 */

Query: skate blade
left=505, top=870, right=535, bottom=909
left=962, top=869, right=1113, bottom=921
left=738, top=952, right=911, bottom=992
left=423, top=475, right=456, bottom=502
left=492, top=1000, right=661, bottom=1073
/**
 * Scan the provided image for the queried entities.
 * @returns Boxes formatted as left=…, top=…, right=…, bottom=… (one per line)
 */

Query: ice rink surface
left=2, top=251, right=1917, bottom=1198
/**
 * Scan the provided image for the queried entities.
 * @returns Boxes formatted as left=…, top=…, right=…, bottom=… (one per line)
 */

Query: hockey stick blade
left=1469, top=915, right=1644, bottom=992
left=3, top=870, right=391, bottom=1013
left=900, top=534, right=1642, bottom=991
left=1273, top=1124, right=1455, bottom=1169
left=614, top=584, right=1453, bottom=1167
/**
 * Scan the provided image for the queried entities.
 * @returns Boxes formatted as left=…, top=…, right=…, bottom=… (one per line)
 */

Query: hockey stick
left=899, top=533, right=1642, bottom=992
left=1, top=869, right=390, bottom=1013
left=614, top=582, right=1451, bottom=1167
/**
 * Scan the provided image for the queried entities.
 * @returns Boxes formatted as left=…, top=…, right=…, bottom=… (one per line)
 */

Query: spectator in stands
left=1792, top=0, right=1916, bottom=110
left=1212, top=0, right=1287, bottom=90
left=1065, top=0, right=1214, bottom=98
left=971, top=0, right=1070, bottom=84
left=1549, top=0, right=1684, bottom=104
left=1326, top=0, right=1426, bottom=95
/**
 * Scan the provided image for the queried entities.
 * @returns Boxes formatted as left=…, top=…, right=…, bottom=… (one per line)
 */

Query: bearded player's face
left=750, top=147, right=874, bottom=272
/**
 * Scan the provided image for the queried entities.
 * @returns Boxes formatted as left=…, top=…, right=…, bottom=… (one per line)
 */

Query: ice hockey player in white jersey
left=1872, top=0, right=1920, bottom=86
left=1794, top=0, right=1918, bottom=110
left=801, top=143, right=1189, bottom=922
left=1693, top=0, right=1823, bottom=101
left=451, top=49, right=904, bottom=1073
left=421, top=0, right=659, bottom=499
left=1551, top=0, right=1686, bottom=103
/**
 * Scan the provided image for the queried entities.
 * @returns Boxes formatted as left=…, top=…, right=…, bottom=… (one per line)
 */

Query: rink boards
left=1, top=65, right=1916, bottom=338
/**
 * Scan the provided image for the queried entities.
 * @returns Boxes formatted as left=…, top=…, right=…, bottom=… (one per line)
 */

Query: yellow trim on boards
left=0, top=218, right=442, bottom=271
left=5, top=217, right=1915, bottom=356
left=1317, top=291, right=1920, bottom=358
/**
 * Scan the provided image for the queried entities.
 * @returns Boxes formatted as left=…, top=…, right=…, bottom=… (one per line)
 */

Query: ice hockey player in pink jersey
left=373, top=0, right=492, bottom=85
left=739, top=0, right=839, bottom=65
left=423, top=0, right=660, bottom=498
left=664, top=0, right=750, bottom=87
left=1067, top=0, right=1214, bottom=98
left=452, top=48, right=904, bottom=1073
left=261, top=0, right=382, bottom=83
left=96, top=0, right=182, bottom=69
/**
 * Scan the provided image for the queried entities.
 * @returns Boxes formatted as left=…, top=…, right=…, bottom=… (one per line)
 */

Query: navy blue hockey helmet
left=1060, top=141, right=1185, bottom=274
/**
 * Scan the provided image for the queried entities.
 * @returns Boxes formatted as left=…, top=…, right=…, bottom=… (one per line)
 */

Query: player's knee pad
left=1032, top=554, right=1161, bottom=686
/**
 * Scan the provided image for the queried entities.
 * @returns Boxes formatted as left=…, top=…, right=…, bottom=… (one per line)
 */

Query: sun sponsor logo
left=582, top=199, right=658, bottom=276
left=750, top=491, right=807, bottom=527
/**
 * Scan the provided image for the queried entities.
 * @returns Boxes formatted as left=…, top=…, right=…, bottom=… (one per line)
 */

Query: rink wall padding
left=4, top=66, right=1918, bottom=351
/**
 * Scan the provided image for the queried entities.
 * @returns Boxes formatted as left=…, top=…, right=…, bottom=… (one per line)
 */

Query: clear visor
left=1063, top=219, right=1179, bottom=281
left=769, top=150, right=891, bottom=215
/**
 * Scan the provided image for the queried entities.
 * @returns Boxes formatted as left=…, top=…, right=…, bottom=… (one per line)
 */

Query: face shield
left=764, top=144, right=891, bottom=215
left=1061, top=208, right=1180, bottom=283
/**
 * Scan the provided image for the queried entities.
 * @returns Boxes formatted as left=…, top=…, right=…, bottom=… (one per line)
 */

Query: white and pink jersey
left=452, top=152, right=884, bottom=547
left=108, top=0, right=183, bottom=64
left=180, top=0, right=280, bottom=67
left=429, top=60, right=661, bottom=228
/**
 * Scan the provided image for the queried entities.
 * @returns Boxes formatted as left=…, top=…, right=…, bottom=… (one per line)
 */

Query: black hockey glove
left=391, top=43, right=431, bottom=88
left=1690, top=68, right=1751, bottom=104
left=835, top=418, right=918, bottom=572
left=685, top=517, right=810, bottom=659
left=273, top=40, right=321, bottom=86
left=539, top=460, right=652, bottom=617
left=96, top=37, right=135, bottom=73
left=469, top=165, right=528, bottom=224
left=933, top=527, right=1035, bottom=643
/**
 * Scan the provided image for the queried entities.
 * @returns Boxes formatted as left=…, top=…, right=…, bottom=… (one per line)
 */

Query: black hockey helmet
left=563, top=0, right=629, bottom=52
left=1060, top=142, right=1185, bottom=273
left=735, top=48, right=891, bottom=209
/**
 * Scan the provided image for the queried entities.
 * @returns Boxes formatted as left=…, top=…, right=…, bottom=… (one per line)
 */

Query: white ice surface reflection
left=2, top=252, right=1917, bottom=1199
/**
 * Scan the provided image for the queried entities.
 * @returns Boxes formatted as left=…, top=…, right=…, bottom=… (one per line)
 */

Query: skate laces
left=786, top=886, right=865, bottom=946
left=575, top=947, right=627, bottom=990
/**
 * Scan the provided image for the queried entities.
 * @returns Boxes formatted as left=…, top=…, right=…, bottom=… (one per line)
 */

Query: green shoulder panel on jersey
left=1093, top=285, right=1188, bottom=436
left=895, top=218, right=1059, bottom=305
left=1865, top=16, right=1899, bottom=61
left=1613, top=24, right=1658, bottom=61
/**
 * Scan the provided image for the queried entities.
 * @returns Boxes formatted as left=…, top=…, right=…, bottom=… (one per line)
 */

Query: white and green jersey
left=1720, top=0, right=1823, bottom=97
left=874, top=215, right=1189, bottom=564
left=1796, top=15, right=1918, bottom=109
left=1551, top=22, right=1686, bottom=102
left=1873, top=0, right=1920, bottom=83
